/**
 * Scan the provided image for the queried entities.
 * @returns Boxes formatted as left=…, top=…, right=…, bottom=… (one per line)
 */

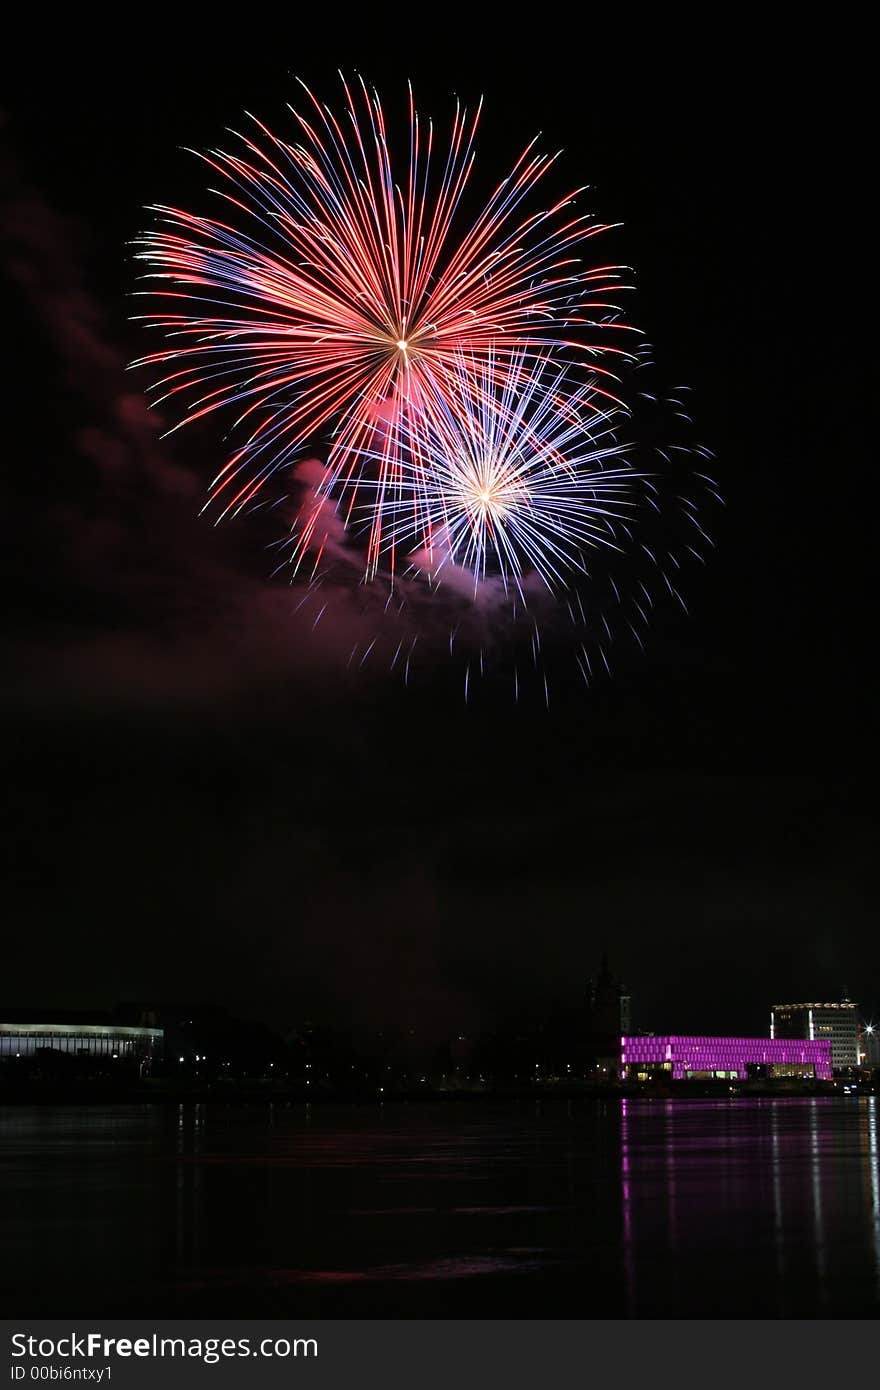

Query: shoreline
left=0, top=1079, right=872, bottom=1106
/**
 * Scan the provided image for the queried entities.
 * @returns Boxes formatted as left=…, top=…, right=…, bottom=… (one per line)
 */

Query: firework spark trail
left=349, top=349, right=642, bottom=596
left=273, top=370, right=717, bottom=699
left=131, top=78, right=717, bottom=698
left=131, top=75, right=637, bottom=574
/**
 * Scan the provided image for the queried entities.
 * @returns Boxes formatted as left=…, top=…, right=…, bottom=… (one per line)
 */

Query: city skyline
left=2, top=968, right=875, bottom=1073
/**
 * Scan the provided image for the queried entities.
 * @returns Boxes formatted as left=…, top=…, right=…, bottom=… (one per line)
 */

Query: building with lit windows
left=770, top=999, right=859, bottom=1070
left=620, top=1034, right=833, bottom=1082
left=0, top=1017, right=162, bottom=1062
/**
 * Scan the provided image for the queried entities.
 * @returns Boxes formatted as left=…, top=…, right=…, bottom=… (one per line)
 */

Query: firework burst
left=133, top=77, right=717, bottom=697
left=278, top=344, right=718, bottom=703
left=348, top=349, right=640, bottom=595
left=132, top=74, right=635, bottom=572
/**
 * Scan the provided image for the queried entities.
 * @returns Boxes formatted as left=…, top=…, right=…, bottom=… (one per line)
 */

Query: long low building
left=0, top=1021, right=162, bottom=1060
left=620, top=1034, right=833, bottom=1082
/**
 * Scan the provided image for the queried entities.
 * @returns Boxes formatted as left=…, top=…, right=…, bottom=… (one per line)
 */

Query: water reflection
left=867, top=1097, right=879, bottom=1296
left=0, top=1099, right=878, bottom=1316
left=770, top=1101, right=786, bottom=1288
left=620, top=1098, right=636, bottom=1315
left=617, top=1096, right=879, bottom=1317
left=174, top=1102, right=205, bottom=1269
left=808, top=1101, right=827, bottom=1305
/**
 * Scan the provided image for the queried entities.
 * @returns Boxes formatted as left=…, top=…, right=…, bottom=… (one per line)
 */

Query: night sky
left=2, top=23, right=874, bottom=1041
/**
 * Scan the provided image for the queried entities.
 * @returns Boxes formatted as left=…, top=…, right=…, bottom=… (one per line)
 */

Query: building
left=620, top=1034, right=833, bottom=1082
left=0, top=1015, right=162, bottom=1063
left=770, top=998, right=859, bottom=1069
left=587, top=955, right=631, bottom=1068
left=860, top=1024, right=879, bottom=1069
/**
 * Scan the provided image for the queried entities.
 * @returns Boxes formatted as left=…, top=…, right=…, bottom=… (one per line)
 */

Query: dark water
left=1, top=1097, right=878, bottom=1318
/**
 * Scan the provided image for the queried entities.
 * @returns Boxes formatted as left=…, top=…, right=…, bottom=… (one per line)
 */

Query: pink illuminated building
left=620, top=1034, right=833, bottom=1082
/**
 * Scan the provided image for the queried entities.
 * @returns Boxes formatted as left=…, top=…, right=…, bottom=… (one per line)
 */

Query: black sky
left=2, top=20, right=875, bottom=1039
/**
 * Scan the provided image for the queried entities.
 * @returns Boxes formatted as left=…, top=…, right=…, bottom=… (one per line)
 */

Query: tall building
left=860, top=1024, right=879, bottom=1069
left=587, top=955, right=631, bottom=1068
left=770, top=997, right=859, bottom=1069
